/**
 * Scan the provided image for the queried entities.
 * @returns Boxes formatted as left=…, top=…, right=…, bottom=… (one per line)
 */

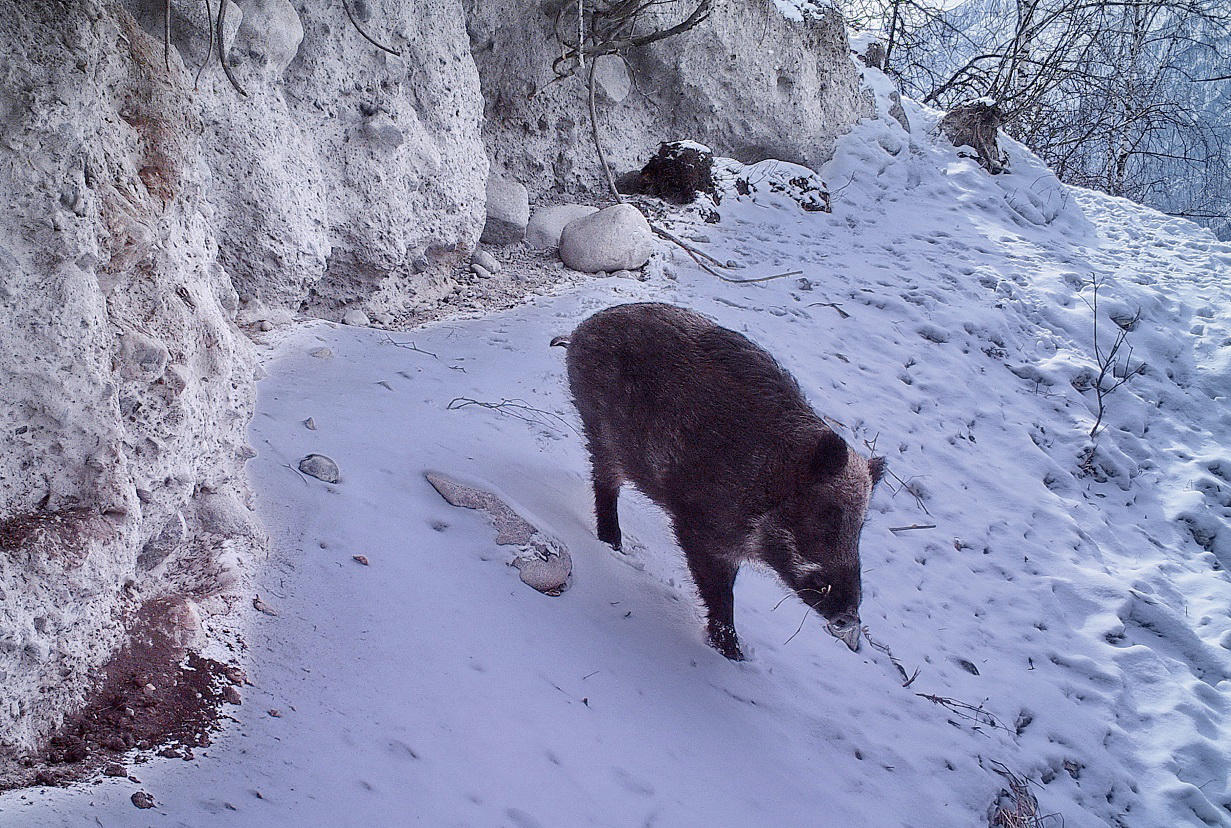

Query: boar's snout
left=825, top=609, right=861, bottom=651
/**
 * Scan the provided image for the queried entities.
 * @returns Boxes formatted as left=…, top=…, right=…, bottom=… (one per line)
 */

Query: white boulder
left=558, top=204, right=655, bottom=273
left=526, top=204, right=600, bottom=251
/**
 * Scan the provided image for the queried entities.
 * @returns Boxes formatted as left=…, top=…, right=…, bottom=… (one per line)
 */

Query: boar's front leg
left=679, top=533, right=743, bottom=660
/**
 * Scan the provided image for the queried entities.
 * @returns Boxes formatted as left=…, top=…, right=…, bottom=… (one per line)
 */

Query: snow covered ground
left=4, top=65, right=1231, bottom=828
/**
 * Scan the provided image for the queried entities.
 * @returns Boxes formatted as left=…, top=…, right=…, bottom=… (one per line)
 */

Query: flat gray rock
left=299, top=454, right=340, bottom=484
left=425, top=471, right=571, bottom=596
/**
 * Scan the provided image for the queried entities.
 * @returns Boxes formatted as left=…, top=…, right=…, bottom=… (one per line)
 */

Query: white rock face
left=0, top=0, right=876, bottom=776
left=558, top=204, right=655, bottom=273
left=526, top=204, right=600, bottom=250
left=0, top=0, right=484, bottom=770
left=464, top=0, right=872, bottom=195
left=481, top=171, right=530, bottom=245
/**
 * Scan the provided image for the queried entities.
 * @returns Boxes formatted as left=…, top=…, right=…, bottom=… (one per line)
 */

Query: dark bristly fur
left=558, top=303, right=885, bottom=660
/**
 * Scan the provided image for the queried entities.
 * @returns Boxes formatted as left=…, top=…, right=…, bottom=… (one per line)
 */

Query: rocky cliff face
left=0, top=0, right=868, bottom=772
left=464, top=0, right=871, bottom=196
left=0, top=0, right=484, bottom=770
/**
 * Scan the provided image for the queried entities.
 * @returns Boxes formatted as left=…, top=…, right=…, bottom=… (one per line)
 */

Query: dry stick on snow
left=862, top=628, right=920, bottom=687
left=808, top=301, right=851, bottom=319
left=216, top=0, right=247, bottom=96
left=342, top=0, right=403, bottom=57
left=987, top=760, right=1056, bottom=828
left=651, top=226, right=802, bottom=284
left=447, top=397, right=579, bottom=436
left=888, top=469, right=932, bottom=516
left=281, top=463, right=310, bottom=486
left=916, top=693, right=1012, bottom=734
left=888, top=523, right=937, bottom=533
left=380, top=333, right=438, bottom=359
left=1083, top=276, right=1145, bottom=440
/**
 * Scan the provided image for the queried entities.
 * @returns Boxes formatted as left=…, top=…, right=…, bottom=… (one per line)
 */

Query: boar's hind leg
left=680, top=538, right=743, bottom=660
left=588, top=446, right=623, bottom=550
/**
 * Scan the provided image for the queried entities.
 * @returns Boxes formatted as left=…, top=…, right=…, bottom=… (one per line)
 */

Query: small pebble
left=131, top=791, right=155, bottom=809
left=304, top=417, right=317, bottom=430
left=352, top=554, right=370, bottom=566
left=471, top=249, right=501, bottom=273
left=309, top=347, right=333, bottom=359
left=104, top=764, right=127, bottom=777
left=222, top=685, right=242, bottom=705
left=253, top=596, right=279, bottom=617
left=257, top=320, right=273, bottom=332
left=470, top=264, right=492, bottom=279
left=342, top=309, right=370, bottom=327
left=268, top=709, right=283, bottom=718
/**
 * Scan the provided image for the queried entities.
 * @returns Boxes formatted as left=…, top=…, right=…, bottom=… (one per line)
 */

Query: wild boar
left=554, top=302, right=885, bottom=660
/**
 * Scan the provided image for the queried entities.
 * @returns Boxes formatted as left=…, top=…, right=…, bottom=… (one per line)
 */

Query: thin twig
left=282, top=463, right=310, bottom=486
left=194, top=0, right=216, bottom=90
left=771, top=586, right=831, bottom=612
left=588, top=59, right=623, bottom=203
left=917, top=693, right=1012, bottom=733
left=164, top=0, right=172, bottom=71
left=889, top=523, right=937, bottom=533
left=651, top=224, right=726, bottom=268
left=783, top=609, right=811, bottom=646
left=862, top=628, right=919, bottom=686
left=216, top=0, right=248, bottom=96
left=342, top=0, right=403, bottom=56
left=808, top=301, right=851, bottom=319
left=447, top=397, right=579, bottom=435
left=713, top=268, right=802, bottom=285
left=380, top=333, right=438, bottom=359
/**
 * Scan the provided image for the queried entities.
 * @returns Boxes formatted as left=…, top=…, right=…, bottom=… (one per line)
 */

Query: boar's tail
left=549, top=335, right=570, bottom=349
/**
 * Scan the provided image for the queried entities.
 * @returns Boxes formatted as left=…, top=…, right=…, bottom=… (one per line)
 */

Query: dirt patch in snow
left=0, top=600, right=243, bottom=793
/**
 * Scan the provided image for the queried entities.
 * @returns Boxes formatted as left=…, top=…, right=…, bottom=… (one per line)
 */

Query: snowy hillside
left=5, top=66, right=1231, bottom=827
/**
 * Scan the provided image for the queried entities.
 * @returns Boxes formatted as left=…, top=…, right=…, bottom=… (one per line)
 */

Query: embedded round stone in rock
left=342, top=309, right=370, bottom=327
left=298, top=454, right=340, bottom=483
left=558, top=204, right=654, bottom=273
left=480, top=172, right=530, bottom=245
left=526, top=204, right=599, bottom=251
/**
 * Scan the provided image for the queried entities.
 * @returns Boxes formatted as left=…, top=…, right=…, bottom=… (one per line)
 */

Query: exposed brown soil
left=0, top=599, right=243, bottom=792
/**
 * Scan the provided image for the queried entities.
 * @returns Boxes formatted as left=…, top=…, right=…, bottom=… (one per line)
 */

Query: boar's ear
left=869, top=455, right=888, bottom=487
left=808, top=431, right=849, bottom=481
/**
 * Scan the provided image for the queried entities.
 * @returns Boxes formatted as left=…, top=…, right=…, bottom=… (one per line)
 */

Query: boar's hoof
left=826, top=613, right=862, bottom=652
left=597, top=524, right=622, bottom=551
left=708, top=622, right=744, bottom=661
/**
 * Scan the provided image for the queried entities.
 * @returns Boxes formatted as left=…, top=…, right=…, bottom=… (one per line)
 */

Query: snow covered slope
left=4, top=64, right=1230, bottom=828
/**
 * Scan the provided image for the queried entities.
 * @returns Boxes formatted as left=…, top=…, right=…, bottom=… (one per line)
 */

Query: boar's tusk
left=826, top=614, right=861, bottom=652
